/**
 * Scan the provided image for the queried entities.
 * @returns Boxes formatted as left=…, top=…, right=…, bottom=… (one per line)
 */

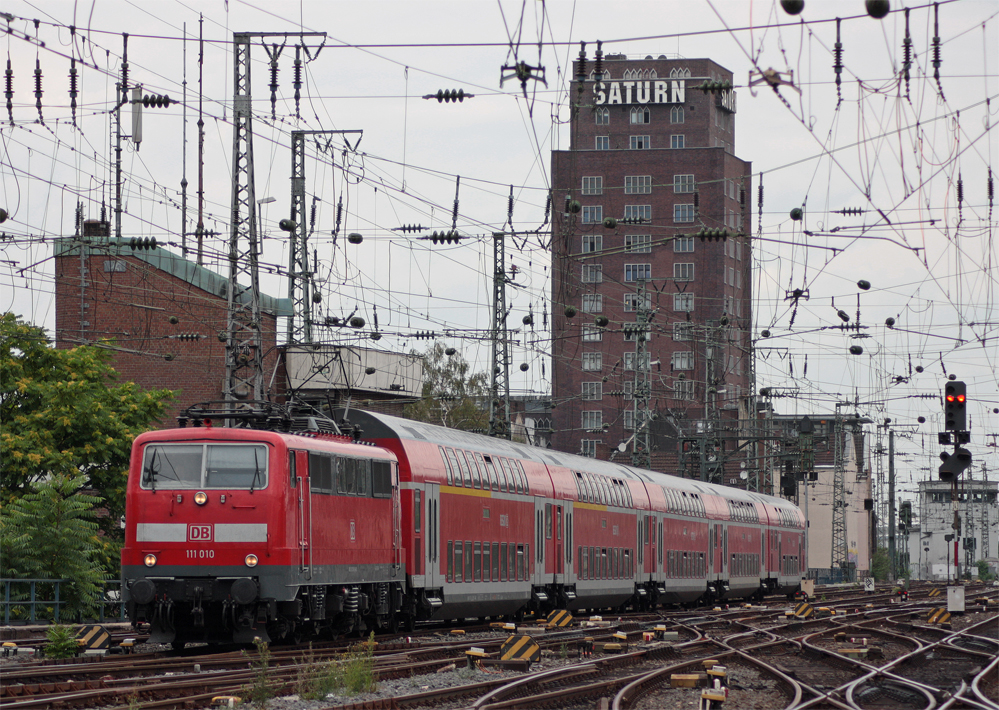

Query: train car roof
left=339, top=409, right=799, bottom=511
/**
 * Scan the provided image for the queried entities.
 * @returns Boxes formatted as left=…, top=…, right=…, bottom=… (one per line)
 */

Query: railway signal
left=943, top=381, right=966, bottom=431
left=938, top=447, right=972, bottom=481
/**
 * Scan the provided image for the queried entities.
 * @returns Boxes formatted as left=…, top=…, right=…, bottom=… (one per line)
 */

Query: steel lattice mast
left=224, top=32, right=324, bottom=411
left=489, top=231, right=511, bottom=439
left=289, top=129, right=361, bottom=344
left=831, top=403, right=849, bottom=578
left=632, top=279, right=651, bottom=469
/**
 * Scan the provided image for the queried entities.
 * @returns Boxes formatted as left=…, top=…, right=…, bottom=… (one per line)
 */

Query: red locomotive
left=122, top=408, right=805, bottom=646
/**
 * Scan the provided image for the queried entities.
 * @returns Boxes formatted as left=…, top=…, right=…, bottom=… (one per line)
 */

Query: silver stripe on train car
left=136, top=523, right=187, bottom=542
left=214, top=524, right=268, bottom=542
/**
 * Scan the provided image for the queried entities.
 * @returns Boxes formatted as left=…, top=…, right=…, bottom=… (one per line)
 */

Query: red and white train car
left=122, top=409, right=805, bottom=646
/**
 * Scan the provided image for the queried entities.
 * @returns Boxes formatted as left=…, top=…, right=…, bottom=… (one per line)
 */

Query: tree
left=1, top=475, right=107, bottom=618
left=0, top=313, right=173, bottom=567
left=404, top=342, right=489, bottom=432
left=870, top=546, right=890, bottom=582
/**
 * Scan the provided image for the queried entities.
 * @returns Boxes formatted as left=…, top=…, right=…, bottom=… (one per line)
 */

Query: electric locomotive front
left=122, top=427, right=296, bottom=646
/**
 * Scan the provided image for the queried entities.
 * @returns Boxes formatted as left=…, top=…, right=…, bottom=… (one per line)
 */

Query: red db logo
left=188, top=525, right=212, bottom=542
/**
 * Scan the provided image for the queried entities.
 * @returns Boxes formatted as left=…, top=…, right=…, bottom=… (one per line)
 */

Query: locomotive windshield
left=141, top=443, right=268, bottom=490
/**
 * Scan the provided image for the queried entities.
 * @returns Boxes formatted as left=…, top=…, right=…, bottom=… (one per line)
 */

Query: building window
left=674, top=293, right=694, bottom=311
left=580, top=440, right=600, bottom=458
left=582, top=176, right=603, bottom=195
left=624, top=175, right=652, bottom=195
left=582, top=352, right=602, bottom=371
left=595, top=136, right=609, bottom=150
left=630, top=107, right=650, bottom=124
left=581, top=234, right=603, bottom=253
left=622, top=381, right=634, bottom=400
left=582, top=264, right=602, bottom=283
left=581, top=294, right=603, bottom=313
left=581, top=411, right=603, bottom=431
left=671, top=134, right=685, bottom=149
left=672, top=351, right=694, bottom=370
left=670, top=106, right=684, bottom=123
left=595, top=108, right=609, bottom=125
left=674, top=204, right=695, bottom=223
left=625, top=264, right=651, bottom=282
left=582, top=326, right=602, bottom=342
left=674, top=263, right=694, bottom=281
left=674, top=236, right=694, bottom=252
left=582, top=382, right=602, bottom=401
left=629, top=135, right=650, bottom=150
left=623, top=410, right=635, bottom=430
left=624, top=293, right=652, bottom=312
left=674, top=380, right=695, bottom=400
left=625, top=234, right=651, bottom=253
left=624, top=352, right=651, bottom=370
left=623, top=205, right=652, bottom=223
left=673, top=322, right=694, bottom=341
left=582, top=205, right=603, bottom=224
left=673, top=174, right=695, bottom=193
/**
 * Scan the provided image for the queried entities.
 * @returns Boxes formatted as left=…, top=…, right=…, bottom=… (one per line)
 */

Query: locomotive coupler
left=191, top=586, right=205, bottom=628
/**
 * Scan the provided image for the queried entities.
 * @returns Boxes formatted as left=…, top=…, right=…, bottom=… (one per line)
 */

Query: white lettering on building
left=594, top=80, right=686, bottom=106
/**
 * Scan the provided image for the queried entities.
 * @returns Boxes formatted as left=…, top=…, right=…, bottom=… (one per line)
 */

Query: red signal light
left=956, top=394, right=965, bottom=403
left=946, top=394, right=955, bottom=402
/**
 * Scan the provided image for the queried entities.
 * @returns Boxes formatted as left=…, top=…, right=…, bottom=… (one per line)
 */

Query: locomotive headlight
left=144, top=554, right=158, bottom=567
left=245, top=554, right=259, bottom=568
left=194, top=491, right=208, bottom=506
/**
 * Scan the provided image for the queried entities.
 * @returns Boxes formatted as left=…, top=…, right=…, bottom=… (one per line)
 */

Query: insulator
left=988, top=168, right=994, bottom=216
left=576, top=42, right=587, bottom=84
left=833, top=19, right=843, bottom=102
left=956, top=174, right=963, bottom=205
left=268, top=47, right=279, bottom=120
left=902, top=9, right=912, bottom=94
left=120, top=33, right=128, bottom=92
left=507, top=190, right=514, bottom=222
left=932, top=3, right=943, bottom=98
left=836, top=207, right=864, bottom=215
left=68, top=58, right=78, bottom=124
left=142, top=94, right=173, bottom=108
left=293, top=45, right=303, bottom=119
left=543, top=192, right=551, bottom=225
left=393, top=224, right=425, bottom=233
left=34, top=58, right=43, bottom=121
left=333, top=196, right=343, bottom=237
left=837, top=310, right=850, bottom=322
left=175, top=333, right=200, bottom=342
left=592, top=40, right=603, bottom=81
left=434, top=88, right=467, bottom=103
left=739, top=184, right=746, bottom=209
left=693, top=191, right=700, bottom=211
left=5, top=58, right=13, bottom=125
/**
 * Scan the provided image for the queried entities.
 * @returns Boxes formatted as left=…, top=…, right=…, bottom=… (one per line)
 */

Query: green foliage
left=1, top=475, right=107, bottom=618
left=870, top=547, right=890, bottom=582
left=976, top=559, right=995, bottom=582
left=242, top=637, right=274, bottom=708
left=296, top=644, right=339, bottom=701
left=403, top=342, right=488, bottom=432
left=44, top=624, right=79, bottom=659
left=0, top=313, right=173, bottom=572
left=341, top=633, right=377, bottom=694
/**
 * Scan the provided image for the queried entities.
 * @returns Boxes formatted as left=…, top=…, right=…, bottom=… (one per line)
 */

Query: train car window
left=446, top=449, right=463, bottom=487
left=500, top=542, right=508, bottom=581
left=456, top=451, right=473, bottom=487
left=482, top=455, right=500, bottom=491
left=439, top=447, right=453, bottom=485
left=309, top=453, right=332, bottom=493
left=545, top=504, right=552, bottom=540
left=474, top=542, right=482, bottom=582
left=557, top=507, right=563, bottom=541
left=204, top=445, right=268, bottom=489
left=289, top=451, right=297, bottom=488
left=454, top=542, right=463, bottom=582
left=467, top=453, right=482, bottom=489
left=371, top=460, right=392, bottom=498
left=464, top=541, right=473, bottom=582
left=414, top=490, right=422, bottom=532
left=483, top=543, right=492, bottom=581
left=446, top=541, right=453, bottom=582
left=342, top=457, right=357, bottom=495
left=141, top=444, right=203, bottom=488
left=358, top=459, right=371, bottom=496
left=516, top=544, right=525, bottom=581
left=498, top=458, right=512, bottom=492
left=517, top=461, right=528, bottom=493
left=492, top=542, right=500, bottom=580
left=472, top=452, right=487, bottom=489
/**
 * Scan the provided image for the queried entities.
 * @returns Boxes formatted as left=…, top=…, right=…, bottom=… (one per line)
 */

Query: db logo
left=188, top=525, right=213, bottom=542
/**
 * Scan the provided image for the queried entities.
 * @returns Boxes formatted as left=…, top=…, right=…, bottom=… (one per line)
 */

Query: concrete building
left=908, top=477, right=999, bottom=581
left=550, top=54, right=752, bottom=477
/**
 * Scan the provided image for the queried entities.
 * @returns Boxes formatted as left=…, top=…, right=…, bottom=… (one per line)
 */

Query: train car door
left=294, top=450, right=312, bottom=580
left=563, top=502, right=573, bottom=584
left=425, top=483, right=441, bottom=587
left=544, top=502, right=564, bottom=581
left=534, top=497, right=546, bottom=587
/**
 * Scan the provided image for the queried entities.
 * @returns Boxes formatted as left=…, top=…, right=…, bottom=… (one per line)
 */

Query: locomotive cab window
left=142, top=443, right=268, bottom=490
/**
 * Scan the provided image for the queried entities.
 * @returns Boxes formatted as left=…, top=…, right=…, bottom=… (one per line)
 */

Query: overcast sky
left=2, top=0, right=997, bottom=499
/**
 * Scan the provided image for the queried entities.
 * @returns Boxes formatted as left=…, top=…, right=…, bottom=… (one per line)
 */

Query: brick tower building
left=551, top=54, right=753, bottom=481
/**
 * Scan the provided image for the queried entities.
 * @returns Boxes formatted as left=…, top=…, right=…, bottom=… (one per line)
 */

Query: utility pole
left=632, top=278, right=651, bottom=469
left=224, top=31, right=324, bottom=412
left=981, top=463, right=990, bottom=564
left=489, top=232, right=511, bottom=439
left=888, top=428, right=896, bottom=581
left=288, top=129, right=361, bottom=344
